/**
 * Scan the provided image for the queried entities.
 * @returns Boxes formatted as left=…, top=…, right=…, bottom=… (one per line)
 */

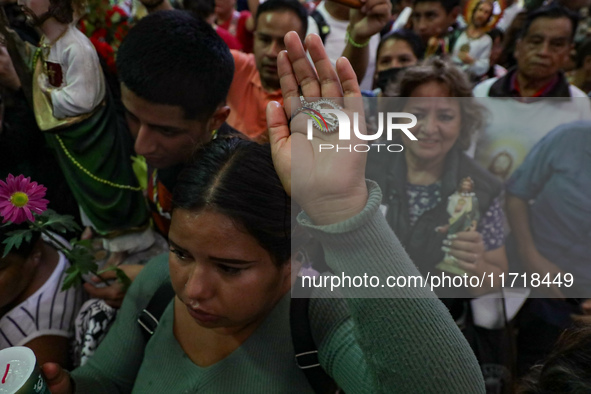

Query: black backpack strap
left=290, top=276, right=340, bottom=394
left=138, top=282, right=176, bottom=342
left=310, top=10, right=330, bottom=44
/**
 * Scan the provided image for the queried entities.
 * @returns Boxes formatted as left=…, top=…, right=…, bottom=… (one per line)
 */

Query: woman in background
left=368, top=58, right=507, bottom=296
left=371, top=29, right=424, bottom=95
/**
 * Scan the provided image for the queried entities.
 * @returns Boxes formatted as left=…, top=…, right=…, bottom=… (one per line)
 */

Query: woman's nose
left=184, top=265, right=216, bottom=301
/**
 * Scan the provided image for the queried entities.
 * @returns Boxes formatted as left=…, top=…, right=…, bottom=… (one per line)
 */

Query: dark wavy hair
left=184, top=0, right=215, bottom=20
left=255, top=0, right=308, bottom=36
left=172, top=138, right=291, bottom=265
left=377, top=29, right=425, bottom=62
left=117, top=11, right=234, bottom=121
left=519, top=5, right=578, bottom=42
left=517, top=324, right=591, bottom=394
left=412, top=0, right=459, bottom=14
left=384, top=58, right=486, bottom=151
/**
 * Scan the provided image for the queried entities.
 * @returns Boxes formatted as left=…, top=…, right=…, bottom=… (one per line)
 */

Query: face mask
left=375, top=67, right=407, bottom=94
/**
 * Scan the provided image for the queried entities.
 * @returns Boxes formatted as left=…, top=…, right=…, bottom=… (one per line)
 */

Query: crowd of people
left=1, top=0, right=590, bottom=391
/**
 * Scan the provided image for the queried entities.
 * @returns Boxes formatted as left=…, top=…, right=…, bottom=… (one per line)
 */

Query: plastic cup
left=0, top=347, right=50, bottom=394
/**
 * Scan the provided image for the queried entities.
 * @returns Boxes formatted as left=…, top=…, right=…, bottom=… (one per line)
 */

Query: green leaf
left=131, top=155, right=148, bottom=190
left=64, top=244, right=98, bottom=275
left=86, top=24, right=96, bottom=37
left=36, top=209, right=81, bottom=234
left=70, top=238, right=93, bottom=249
left=2, top=229, right=33, bottom=258
left=116, top=269, right=132, bottom=291
left=61, top=266, right=83, bottom=291
left=99, top=266, right=132, bottom=291
left=60, top=237, right=100, bottom=290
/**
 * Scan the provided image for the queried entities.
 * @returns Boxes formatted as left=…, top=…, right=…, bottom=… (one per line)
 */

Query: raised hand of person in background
left=267, top=32, right=368, bottom=225
left=348, top=0, right=392, bottom=43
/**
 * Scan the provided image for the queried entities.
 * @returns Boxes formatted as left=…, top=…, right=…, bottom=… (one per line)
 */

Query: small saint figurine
left=435, top=177, right=480, bottom=275
left=451, top=0, right=495, bottom=78
left=0, top=0, right=150, bottom=254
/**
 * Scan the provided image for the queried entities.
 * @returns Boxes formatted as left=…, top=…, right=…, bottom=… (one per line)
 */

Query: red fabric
left=45, top=61, right=63, bottom=87
left=216, top=26, right=243, bottom=51
left=217, top=10, right=254, bottom=53
left=147, top=171, right=173, bottom=236
left=510, top=73, right=559, bottom=98
left=89, top=35, right=116, bottom=73
left=78, top=5, right=129, bottom=74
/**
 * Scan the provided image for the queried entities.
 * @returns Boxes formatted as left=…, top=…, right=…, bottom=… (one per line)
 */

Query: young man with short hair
left=78, top=11, right=242, bottom=338
left=411, top=0, right=460, bottom=55
left=83, top=10, right=240, bottom=302
left=117, top=10, right=238, bottom=236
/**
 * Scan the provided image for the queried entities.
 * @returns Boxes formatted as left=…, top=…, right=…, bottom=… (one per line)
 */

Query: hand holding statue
left=436, top=177, right=481, bottom=275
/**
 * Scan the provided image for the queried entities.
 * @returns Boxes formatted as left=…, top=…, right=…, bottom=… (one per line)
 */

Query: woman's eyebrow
left=168, top=239, right=188, bottom=253
left=209, top=256, right=258, bottom=265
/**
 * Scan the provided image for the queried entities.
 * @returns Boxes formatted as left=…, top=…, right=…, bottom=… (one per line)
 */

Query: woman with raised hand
left=41, top=33, right=485, bottom=393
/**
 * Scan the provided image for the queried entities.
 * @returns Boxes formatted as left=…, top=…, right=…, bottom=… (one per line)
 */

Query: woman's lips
left=417, top=138, right=439, bottom=147
left=186, top=305, right=221, bottom=323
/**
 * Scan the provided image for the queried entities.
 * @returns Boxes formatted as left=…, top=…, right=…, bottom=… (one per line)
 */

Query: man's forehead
left=121, top=84, right=200, bottom=126
left=525, top=17, right=573, bottom=38
left=413, top=2, right=446, bottom=13
left=256, top=10, right=303, bottom=33
left=255, top=30, right=285, bottom=40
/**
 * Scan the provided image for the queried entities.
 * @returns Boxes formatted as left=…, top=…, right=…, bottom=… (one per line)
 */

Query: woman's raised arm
left=268, top=32, right=487, bottom=393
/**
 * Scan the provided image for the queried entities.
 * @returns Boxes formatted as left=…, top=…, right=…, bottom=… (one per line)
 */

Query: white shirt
left=40, top=25, right=106, bottom=119
left=0, top=251, right=85, bottom=348
left=469, top=78, right=591, bottom=180
left=390, top=7, right=412, bottom=31
left=451, top=31, right=492, bottom=77
left=496, top=3, right=524, bottom=32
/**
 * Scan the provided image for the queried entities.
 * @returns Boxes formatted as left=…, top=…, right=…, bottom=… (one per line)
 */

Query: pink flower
left=0, top=174, right=49, bottom=224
